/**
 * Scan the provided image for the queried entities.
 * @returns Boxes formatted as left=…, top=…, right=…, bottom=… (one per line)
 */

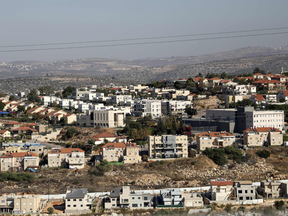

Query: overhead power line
left=0, top=31, right=288, bottom=53
left=1, top=26, right=288, bottom=49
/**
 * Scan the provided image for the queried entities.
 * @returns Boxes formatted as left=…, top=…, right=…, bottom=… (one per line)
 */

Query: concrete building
left=29, top=145, right=44, bottom=155
left=233, top=181, right=256, bottom=202
left=77, top=109, right=126, bottom=128
left=0, top=152, right=39, bottom=171
left=0, top=194, right=41, bottom=214
left=105, top=186, right=153, bottom=209
left=209, top=180, right=234, bottom=202
left=111, top=95, right=132, bottom=105
left=72, top=89, right=101, bottom=101
left=161, top=100, right=191, bottom=115
left=102, top=142, right=141, bottom=163
left=148, top=135, right=188, bottom=159
left=196, top=131, right=235, bottom=151
left=243, top=127, right=283, bottom=147
left=160, top=188, right=183, bottom=206
left=134, top=100, right=161, bottom=118
left=182, top=192, right=204, bottom=207
left=258, top=181, right=281, bottom=198
left=65, top=188, right=92, bottom=214
left=206, top=107, right=285, bottom=132
left=48, top=148, right=85, bottom=169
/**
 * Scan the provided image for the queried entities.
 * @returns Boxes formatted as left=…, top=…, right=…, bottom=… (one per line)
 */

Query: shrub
left=47, top=207, right=54, bottom=214
left=73, top=180, right=79, bottom=185
left=66, top=127, right=76, bottom=138
left=203, top=148, right=228, bottom=165
left=237, top=206, right=245, bottom=212
left=275, top=200, right=284, bottom=210
left=0, top=172, right=36, bottom=182
left=224, top=204, right=232, bottom=212
left=256, top=149, right=271, bottom=159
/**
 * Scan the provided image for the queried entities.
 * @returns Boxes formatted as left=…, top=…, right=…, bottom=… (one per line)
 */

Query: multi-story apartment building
left=65, top=188, right=92, bottom=214
left=258, top=181, right=281, bottom=198
left=160, top=188, right=182, bottom=206
left=243, top=127, right=283, bottom=147
left=233, top=181, right=256, bottom=202
left=161, top=100, right=191, bottom=115
left=102, top=142, right=141, bottom=163
left=206, top=107, right=285, bottom=132
left=222, top=84, right=256, bottom=96
left=48, top=148, right=85, bottom=169
left=111, top=95, right=132, bottom=105
left=72, top=89, right=102, bottom=101
left=105, top=186, right=153, bottom=209
left=0, top=152, right=39, bottom=171
left=0, top=194, right=42, bottom=214
left=77, top=109, right=126, bottom=128
left=196, top=131, right=235, bottom=151
left=29, top=145, right=44, bottom=155
left=134, top=99, right=161, bottom=119
left=148, top=135, right=188, bottom=159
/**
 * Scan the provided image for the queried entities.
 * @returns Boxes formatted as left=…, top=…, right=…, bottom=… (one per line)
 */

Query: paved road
left=39, top=142, right=63, bottom=149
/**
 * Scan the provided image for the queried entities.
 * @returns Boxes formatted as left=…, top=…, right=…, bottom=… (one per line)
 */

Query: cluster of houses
left=103, top=178, right=288, bottom=210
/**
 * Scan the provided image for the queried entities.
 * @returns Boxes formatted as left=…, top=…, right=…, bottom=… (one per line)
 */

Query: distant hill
left=1, top=46, right=288, bottom=93
left=113, top=54, right=288, bottom=83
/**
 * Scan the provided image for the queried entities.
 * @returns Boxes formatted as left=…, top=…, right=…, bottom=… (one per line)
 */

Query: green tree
left=220, top=72, right=228, bottom=79
left=27, top=89, right=40, bottom=103
left=62, top=86, right=76, bottom=98
left=203, top=148, right=228, bottom=165
left=47, top=207, right=54, bottom=214
left=17, top=105, right=25, bottom=113
left=274, top=200, right=284, bottom=210
left=55, top=92, right=61, bottom=97
left=9, top=95, right=18, bottom=101
left=0, top=101, right=6, bottom=110
left=156, top=118, right=167, bottom=135
left=66, top=127, right=76, bottom=139
left=256, top=149, right=270, bottom=159
left=185, top=107, right=197, bottom=116
left=38, top=86, right=55, bottom=96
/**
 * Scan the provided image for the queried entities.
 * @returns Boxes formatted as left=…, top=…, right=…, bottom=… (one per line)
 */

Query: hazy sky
left=1, top=0, right=288, bottom=62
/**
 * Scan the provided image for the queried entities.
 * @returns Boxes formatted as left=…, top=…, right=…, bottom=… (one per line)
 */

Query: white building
left=161, top=100, right=191, bottom=115
left=134, top=99, right=161, bottom=118
left=111, top=95, right=132, bottom=105
left=77, top=109, right=126, bottom=128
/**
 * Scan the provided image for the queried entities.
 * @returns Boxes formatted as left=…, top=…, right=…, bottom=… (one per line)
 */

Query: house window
left=239, top=197, right=243, bottom=200
left=144, top=197, right=148, bottom=200
left=245, top=190, right=248, bottom=193
left=73, top=205, right=76, bottom=207
left=132, top=197, right=135, bottom=199
left=79, top=199, right=82, bottom=201
left=73, top=199, right=76, bottom=201
left=67, top=199, right=70, bottom=201
left=81, top=205, right=83, bottom=207
left=132, top=204, right=138, bottom=207
left=68, top=205, right=70, bottom=207
left=251, top=190, right=253, bottom=193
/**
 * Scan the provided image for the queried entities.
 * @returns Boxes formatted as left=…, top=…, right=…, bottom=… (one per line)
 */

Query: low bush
left=256, top=149, right=271, bottom=159
left=0, top=172, right=36, bottom=182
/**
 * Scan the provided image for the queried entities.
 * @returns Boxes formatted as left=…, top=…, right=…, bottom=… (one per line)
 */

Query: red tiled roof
left=211, top=181, right=233, bottom=186
left=65, top=113, right=74, bottom=117
left=4, top=121, right=20, bottom=125
left=197, top=131, right=234, bottom=137
left=3, top=101, right=13, bottom=105
left=282, top=90, right=288, bottom=96
left=109, top=87, right=121, bottom=91
left=37, top=108, right=50, bottom=114
left=254, top=73, right=263, bottom=76
left=93, top=132, right=116, bottom=138
left=26, top=107, right=40, bottom=114
left=209, top=77, right=221, bottom=80
left=235, top=77, right=254, bottom=80
left=252, top=94, right=265, bottom=101
left=102, top=142, right=138, bottom=149
left=2, top=152, right=39, bottom=158
left=0, top=130, right=8, bottom=134
left=265, top=73, right=274, bottom=77
left=12, top=127, right=38, bottom=132
left=48, top=148, right=84, bottom=154
left=46, top=110, right=59, bottom=117
left=220, top=80, right=230, bottom=83
left=243, top=127, right=281, bottom=133
left=53, top=113, right=63, bottom=117
left=193, top=77, right=204, bottom=82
